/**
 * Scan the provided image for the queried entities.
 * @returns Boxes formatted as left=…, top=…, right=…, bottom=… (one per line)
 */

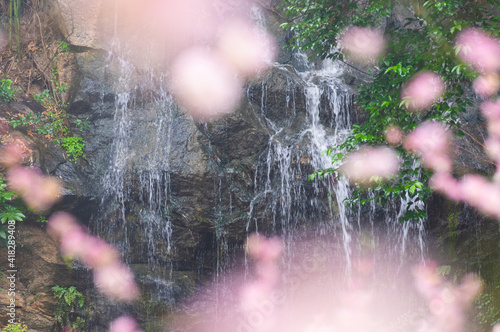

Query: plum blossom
left=456, top=29, right=500, bottom=73
left=404, top=121, right=452, bottom=173
left=401, top=72, right=444, bottom=111
left=340, top=146, right=400, bottom=184
left=109, top=316, right=144, bottom=332
left=473, top=73, right=500, bottom=97
left=217, top=20, right=276, bottom=77
left=340, top=27, right=386, bottom=63
left=169, top=47, right=242, bottom=121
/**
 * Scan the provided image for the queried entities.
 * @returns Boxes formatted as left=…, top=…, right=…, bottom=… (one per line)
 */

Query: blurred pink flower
left=413, top=261, right=482, bottom=332
left=7, top=167, right=61, bottom=212
left=429, top=172, right=462, bottom=201
left=401, top=72, right=444, bottom=111
left=473, top=73, right=500, bottom=97
left=81, top=237, right=120, bottom=268
left=169, top=47, right=242, bottom=121
left=339, top=146, right=400, bottom=184
left=385, top=125, right=404, bottom=146
left=456, top=29, right=500, bottom=73
left=341, top=27, right=386, bottom=63
left=59, top=226, right=89, bottom=258
left=485, top=137, right=500, bottom=162
left=217, top=20, right=276, bottom=77
left=481, top=99, right=500, bottom=120
left=109, top=316, right=143, bottom=332
left=404, top=122, right=452, bottom=172
left=47, top=212, right=80, bottom=240
left=94, top=263, right=140, bottom=302
left=461, top=174, right=500, bottom=217
left=0, top=138, right=30, bottom=168
left=246, top=233, right=282, bottom=263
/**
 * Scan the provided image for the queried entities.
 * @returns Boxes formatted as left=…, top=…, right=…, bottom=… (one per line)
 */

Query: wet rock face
left=0, top=225, right=72, bottom=330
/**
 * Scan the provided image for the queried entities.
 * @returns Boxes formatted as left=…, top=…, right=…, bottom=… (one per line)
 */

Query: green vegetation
left=60, top=137, right=86, bottom=162
left=1, top=321, right=28, bottom=332
left=0, top=78, right=18, bottom=102
left=8, top=0, right=22, bottom=59
left=282, top=0, right=500, bottom=220
left=52, top=285, right=86, bottom=331
left=10, top=112, right=88, bottom=163
left=0, top=178, right=25, bottom=244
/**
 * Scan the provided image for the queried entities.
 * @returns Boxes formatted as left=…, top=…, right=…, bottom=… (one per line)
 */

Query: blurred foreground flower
left=217, top=20, right=276, bottom=77
left=109, top=316, right=144, bottom=332
left=174, top=238, right=486, bottom=332
left=429, top=172, right=462, bottom=201
left=404, top=121, right=452, bottom=173
left=94, top=263, right=140, bottom=302
left=456, top=29, right=500, bottom=73
left=401, top=72, right=444, bottom=111
left=48, top=212, right=139, bottom=302
left=169, top=47, right=242, bottom=121
left=413, top=262, right=482, bottom=332
left=473, top=73, right=500, bottom=98
left=460, top=174, right=500, bottom=217
left=7, top=167, right=61, bottom=212
left=339, top=146, right=400, bottom=184
left=340, top=27, right=386, bottom=63
left=385, top=125, right=403, bottom=146
left=0, top=138, right=30, bottom=168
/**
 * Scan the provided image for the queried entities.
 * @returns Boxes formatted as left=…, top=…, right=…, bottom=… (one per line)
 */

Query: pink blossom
left=340, top=27, right=386, bottom=63
left=385, top=125, right=403, bottom=146
left=47, top=212, right=80, bottom=240
left=169, top=47, right=242, bottom=121
left=481, top=99, right=500, bottom=120
left=485, top=138, right=500, bottom=161
left=246, top=233, right=282, bottom=262
left=404, top=122, right=452, bottom=172
left=493, top=323, right=500, bottom=332
left=109, top=316, right=143, bottom=332
left=339, top=146, right=400, bottom=184
left=7, top=167, right=61, bottom=212
left=401, top=72, right=444, bottom=111
left=456, top=29, right=500, bottom=73
left=461, top=174, right=500, bottom=217
left=217, top=20, right=276, bottom=77
left=0, top=138, right=30, bottom=168
left=81, top=237, right=120, bottom=268
left=473, top=73, right=500, bottom=97
left=59, top=226, right=89, bottom=258
left=429, top=172, right=462, bottom=201
left=94, top=263, right=140, bottom=302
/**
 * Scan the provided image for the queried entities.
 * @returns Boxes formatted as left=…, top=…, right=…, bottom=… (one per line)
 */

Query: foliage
left=8, top=0, right=22, bottom=59
left=0, top=79, right=17, bottom=102
left=10, top=112, right=88, bottom=163
left=475, top=292, right=500, bottom=327
left=1, top=321, right=28, bottom=332
left=0, top=178, right=25, bottom=244
left=60, top=137, right=86, bottom=162
left=283, top=0, right=500, bottom=221
left=52, top=285, right=86, bottom=331
left=280, top=0, right=391, bottom=60
left=58, top=41, right=71, bottom=53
